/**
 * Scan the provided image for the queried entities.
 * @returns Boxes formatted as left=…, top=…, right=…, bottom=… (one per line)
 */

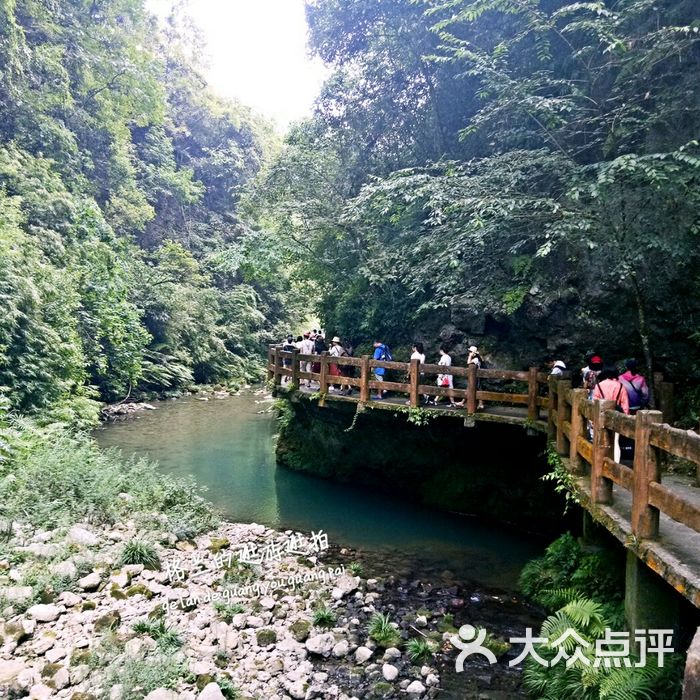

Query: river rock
left=68, top=526, right=100, bottom=547
left=426, top=673, right=439, bottom=687
left=29, top=684, right=53, bottom=700
left=354, top=646, right=373, bottom=664
left=0, top=659, right=26, bottom=685
left=27, top=604, right=61, bottom=622
left=406, top=680, right=426, bottom=696
left=59, top=591, right=82, bottom=607
left=332, top=640, right=349, bottom=658
left=382, top=664, right=399, bottom=681
left=53, top=667, right=70, bottom=689
left=45, top=646, right=67, bottom=663
left=78, top=572, right=101, bottom=591
left=330, top=574, right=360, bottom=600
left=383, top=647, right=401, bottom=661
left=305, top=633, right=336, bottom=657
left=198, top=683, right=226, bottom=700
left=144, top=690, right=179, bottom=700
left=415, top=614, right=428, bottom=628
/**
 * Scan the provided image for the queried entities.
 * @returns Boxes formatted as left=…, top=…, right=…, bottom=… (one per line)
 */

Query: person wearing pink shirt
left=592, top=365, right=629, bottom=463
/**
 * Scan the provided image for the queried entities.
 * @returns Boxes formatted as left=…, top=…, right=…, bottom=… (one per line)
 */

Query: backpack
left=314, top=338, right=327, bottom=353
left=584, top=368, right=600, bottom=393
left=378, top=345, right=393, bottom=362
left=620, top=376, right=648, bottom=410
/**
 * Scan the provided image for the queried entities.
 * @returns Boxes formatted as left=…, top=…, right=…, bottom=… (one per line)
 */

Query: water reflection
left=96, top=394, right=542, bottom=587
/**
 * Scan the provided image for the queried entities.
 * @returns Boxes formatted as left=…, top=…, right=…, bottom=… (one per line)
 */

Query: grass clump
left=213, top=600, right=245, bottom=622
left=348, top=561, right=363, bottom=576
left=312, top=606, right=336, bottom=629
left=119, top=539, right=161, bottom=570
left=406, top=638, right=437, bottom=664
left=132, top=618, right=183, bottom=651
left=106, top=653, right=185, bottom=699
left=368, top=612, right=402, bottom=648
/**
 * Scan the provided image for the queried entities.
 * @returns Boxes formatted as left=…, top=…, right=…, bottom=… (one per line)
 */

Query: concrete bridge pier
left=624, top=550, right=680, bottom=636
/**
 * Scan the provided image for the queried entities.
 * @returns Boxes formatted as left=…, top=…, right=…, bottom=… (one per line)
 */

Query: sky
left=147, top=0, right=329, bottom=130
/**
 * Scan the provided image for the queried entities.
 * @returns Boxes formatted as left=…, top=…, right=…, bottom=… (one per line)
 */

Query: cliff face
left=275, top=396, right=572, bottom=536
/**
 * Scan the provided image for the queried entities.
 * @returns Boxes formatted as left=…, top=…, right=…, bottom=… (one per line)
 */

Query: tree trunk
left=631, top=272, right=655, bottom=408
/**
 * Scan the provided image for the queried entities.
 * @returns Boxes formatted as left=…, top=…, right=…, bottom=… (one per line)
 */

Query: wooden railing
left=548, top=379, right=700, bottom=542
left=267, top=345, right=549, bottom=420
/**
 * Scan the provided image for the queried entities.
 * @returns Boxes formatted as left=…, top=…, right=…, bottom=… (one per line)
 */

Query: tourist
left=299, top=332, right=315, bottom=387
left=550, top=360, right=567, bottom=377
left=409, top=342, right=428, bottom=405
left=582, top=354, right=604, bottom=398
left=592, top=365, right=630, bottom=463
left=372, top=340, right=392, bottom=400
left=468, top=345, right=485, bottom=409
left=619, top=359, right=650, bottom=413
left=433, top=346, right=457, bottom=407
left=281, top=335, right=296, bottom=385
left=329, top=336, right=349, bottom=394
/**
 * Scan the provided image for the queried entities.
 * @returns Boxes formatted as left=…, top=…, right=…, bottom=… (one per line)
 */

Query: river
left=95, top=392, right=543, bottom=590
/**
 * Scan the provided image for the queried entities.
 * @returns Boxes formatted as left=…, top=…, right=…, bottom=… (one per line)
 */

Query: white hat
left=469, top=345, right=478, bottom=352
left=332, top=336, right=341, bottom=343
left=553, top=360, right=566, bottom=369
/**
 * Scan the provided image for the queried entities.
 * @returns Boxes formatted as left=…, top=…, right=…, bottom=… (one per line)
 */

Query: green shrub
left=312, top=606, right=336, bottom=629
left=106, top=653, right=185, bottom=699
left=214, top=601, right=245, bottom=622
left=348, top=561, right=363, bottom=576
left=519, top=532, right=625, bottom=622
left=368, top=613, right=401, bottom=648
left=0, top=420, right=218, bottom=532
left=406, top=638, right=436, bottom=664
left=132, top=619, right=183, bottom=651
left=119, top=540, right=161, bottom=570
left=523, top=595, right=680, bottom=700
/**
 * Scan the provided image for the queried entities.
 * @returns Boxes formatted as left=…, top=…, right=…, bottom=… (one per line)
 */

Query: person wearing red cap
left=582, top=354, right=604, bottom=399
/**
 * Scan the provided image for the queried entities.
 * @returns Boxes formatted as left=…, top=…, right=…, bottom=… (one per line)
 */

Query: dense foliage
left=250, top=0, right=700, bottom=392
left=0, top=0, right=292, bottom=419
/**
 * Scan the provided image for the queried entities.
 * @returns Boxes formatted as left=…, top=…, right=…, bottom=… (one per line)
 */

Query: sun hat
left=332, top=336, right=341, bottom=343
left=469, top=345, right=478, bottom=352
left=553, top=360, right=566, bottom=370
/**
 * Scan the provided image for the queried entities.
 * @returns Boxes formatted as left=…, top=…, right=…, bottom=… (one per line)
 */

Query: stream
left=95, top=393, right=544, bottom=590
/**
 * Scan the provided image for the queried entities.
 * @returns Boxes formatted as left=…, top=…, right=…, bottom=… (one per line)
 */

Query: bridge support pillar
left=683, top=627, right=700, bottom=699
left=624, top=550, right=679, bottom=636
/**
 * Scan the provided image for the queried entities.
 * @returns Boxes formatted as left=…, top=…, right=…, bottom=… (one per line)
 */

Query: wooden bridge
left=269, top=345, right=700, bottom=694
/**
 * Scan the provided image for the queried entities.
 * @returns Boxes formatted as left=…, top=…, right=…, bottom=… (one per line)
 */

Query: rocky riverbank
left=0, top=516, right=542, bottom=700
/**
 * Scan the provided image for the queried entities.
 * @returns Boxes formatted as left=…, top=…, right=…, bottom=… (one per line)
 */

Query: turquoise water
left=95, top=394, right=542, bottom=587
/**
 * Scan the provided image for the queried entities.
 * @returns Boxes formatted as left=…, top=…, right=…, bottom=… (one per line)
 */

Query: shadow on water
left=95, top=393, right=544, bottom=589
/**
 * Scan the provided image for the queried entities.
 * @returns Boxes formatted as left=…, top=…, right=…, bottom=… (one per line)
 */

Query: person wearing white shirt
left=299, top=333, right=315, bottom=387
left=433, top=346, right=457, bottom=406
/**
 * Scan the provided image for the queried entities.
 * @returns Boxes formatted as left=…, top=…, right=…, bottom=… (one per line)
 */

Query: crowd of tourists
left=279, top=332, right=485, bottom=407
left=279, top=334, right=650, bottom=415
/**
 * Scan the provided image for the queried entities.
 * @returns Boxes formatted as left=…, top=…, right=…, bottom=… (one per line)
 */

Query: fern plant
left=523, top=594, right=668, bottom=700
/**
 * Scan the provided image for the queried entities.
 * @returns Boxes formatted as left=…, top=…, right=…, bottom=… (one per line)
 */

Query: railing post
left=318, top=352, right=329, bottom=406
left=360, top=355, right=370, bottom=403
left=291, top=348, right=300, bottom=388
left=267, top=346, right=274, bottom=382
left=467, top=363, right=477, bottom=414
left=654, top=373, right=674, bottom=424
left=556, top=380, right=572, bottom=456
left=569, top=388, right=587, bottom=474
left=409, top=358, right=420, bottom=408
left=273, top=346, right=282, bottom=386
left=631, top=410, right=663, bottom=539
left=527, top=367, right=539, bottom=422
left=547, top=376, right=557, bottom=440
left=591, top=399, right=616, bottom=505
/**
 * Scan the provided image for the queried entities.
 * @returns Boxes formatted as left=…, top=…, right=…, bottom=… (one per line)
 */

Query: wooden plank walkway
left=268, top=345, right=700, bottom=608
